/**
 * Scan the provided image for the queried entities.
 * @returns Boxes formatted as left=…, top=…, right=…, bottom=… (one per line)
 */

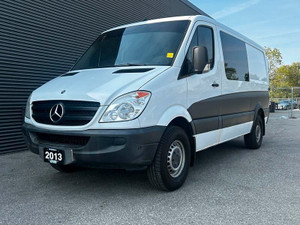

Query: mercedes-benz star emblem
left=49, top=103, right=64, bottom=123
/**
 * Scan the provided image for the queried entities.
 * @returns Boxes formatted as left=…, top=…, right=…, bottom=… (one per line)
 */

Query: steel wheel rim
left=167, top=140, right=185, bottom=178
left=255, top=124, right=262, bottom=142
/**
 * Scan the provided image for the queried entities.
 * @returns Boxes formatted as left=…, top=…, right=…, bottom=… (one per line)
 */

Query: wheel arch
left=253, top=104, right=265, bottom=135
left=157, top=105, right=192, bottom=126
left=167, top=117, right=196, bottom=167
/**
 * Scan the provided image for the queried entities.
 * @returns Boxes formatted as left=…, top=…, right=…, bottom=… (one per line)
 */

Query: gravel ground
left=0, top=112, right=299, bottom=225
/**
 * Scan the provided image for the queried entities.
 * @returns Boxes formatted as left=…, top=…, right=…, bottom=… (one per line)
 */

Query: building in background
left=0, top=0, right=209, bottom=153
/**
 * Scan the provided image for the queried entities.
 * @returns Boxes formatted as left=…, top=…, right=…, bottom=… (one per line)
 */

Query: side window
left=198, top=26, right=214, bottom=71
left=181, top=32, right=197, bottom=76
left=246, top=44, right=268, bottom=82
left=220, top=31, right=249, bottom=81
left=180, top=25, right=214, bottom=76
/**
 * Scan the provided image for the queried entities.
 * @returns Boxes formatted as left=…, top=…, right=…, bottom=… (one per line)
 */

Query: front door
left=183, top=22, right=222, bottom=151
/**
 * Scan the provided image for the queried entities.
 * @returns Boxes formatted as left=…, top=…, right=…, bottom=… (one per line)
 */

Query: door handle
left=211, top=82, right=219, bottom=87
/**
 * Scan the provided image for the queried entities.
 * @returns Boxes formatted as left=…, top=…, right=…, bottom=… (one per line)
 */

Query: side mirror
left=192, top=46, right=208, bottom=74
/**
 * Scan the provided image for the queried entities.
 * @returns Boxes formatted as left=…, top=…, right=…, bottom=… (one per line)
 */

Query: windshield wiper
left=114, top=63, right=147, bottom=67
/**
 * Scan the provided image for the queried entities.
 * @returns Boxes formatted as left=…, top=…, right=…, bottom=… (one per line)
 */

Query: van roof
left=104, top=15, right=195, bottom=32
left=104, top=15, right=264, bottom=52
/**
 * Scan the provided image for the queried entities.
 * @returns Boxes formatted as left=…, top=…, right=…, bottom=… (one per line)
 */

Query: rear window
left=220, top=31, right=249, bottom=81
left=246, top=44, right=268, bottom=82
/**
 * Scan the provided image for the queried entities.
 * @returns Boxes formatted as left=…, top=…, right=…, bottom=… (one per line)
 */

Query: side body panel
left=141, top=18, right=269, bottom=152
left=218, top=26, right=269, bottom=145
left=186, top=20, right=269, bottom=151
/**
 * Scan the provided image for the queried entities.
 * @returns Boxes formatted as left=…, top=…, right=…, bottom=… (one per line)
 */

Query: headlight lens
left=100, top=91, right=151, bottom=122
left=25, top=94, right=32, bottom=119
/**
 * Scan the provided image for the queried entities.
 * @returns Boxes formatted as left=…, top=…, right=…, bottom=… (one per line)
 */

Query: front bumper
left=23, top=123, right=165, bottom=170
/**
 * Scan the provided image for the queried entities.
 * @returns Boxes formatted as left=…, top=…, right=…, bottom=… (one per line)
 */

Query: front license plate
left=44, top=148, right=64, bottom=164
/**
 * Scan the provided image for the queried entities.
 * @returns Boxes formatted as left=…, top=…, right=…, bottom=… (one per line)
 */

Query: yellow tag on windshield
left=166, top=53, right=174, bottom=58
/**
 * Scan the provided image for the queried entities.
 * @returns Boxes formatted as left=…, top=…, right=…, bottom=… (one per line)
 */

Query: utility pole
left=291, top=87, right=294, bottom=118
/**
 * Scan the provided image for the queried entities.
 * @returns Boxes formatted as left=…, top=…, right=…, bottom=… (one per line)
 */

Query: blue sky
left=190, top=0, right=300, bottom=65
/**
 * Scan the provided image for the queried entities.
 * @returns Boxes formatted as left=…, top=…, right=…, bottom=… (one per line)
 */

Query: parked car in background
left=291, top=100, right=298, bottom=109
left=292, top=100, right=298, bottom=109
left=277, top=100, right=290, bottom=110
left=277, top=100, right=297, bottom=110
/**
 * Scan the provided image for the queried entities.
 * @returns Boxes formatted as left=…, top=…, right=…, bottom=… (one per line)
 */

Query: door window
left=198, top=26, right=214, bottom=71
left=180, top=26, right=214, bottom=76
left=181, top=32, right=197, bottom=76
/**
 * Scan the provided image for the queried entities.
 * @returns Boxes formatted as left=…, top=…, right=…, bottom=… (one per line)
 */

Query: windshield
left=72, top=20, right=189, bottom=70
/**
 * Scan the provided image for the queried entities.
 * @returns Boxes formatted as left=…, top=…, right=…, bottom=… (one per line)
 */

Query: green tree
left=265, top=47, right=282, bottom=80
left=264, top=47, right=283, bottom=99
left=265, top=47, right=300, bottom=99
left=275, top=63, right=300, bottom=98
left=281, top=62, right=300, bottom=87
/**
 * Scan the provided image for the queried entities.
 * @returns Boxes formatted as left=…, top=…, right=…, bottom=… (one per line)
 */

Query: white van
left=23, top=15, right=269, bottom=191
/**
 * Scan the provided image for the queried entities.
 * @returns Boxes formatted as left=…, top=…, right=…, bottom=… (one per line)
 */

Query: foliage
left=265, top=47, right=283, bottom=98
left=278, top=62, right=300, bottom=87
left=264, top=47, right=282, bottom=79
left=264, top=47, right=300, bottom=99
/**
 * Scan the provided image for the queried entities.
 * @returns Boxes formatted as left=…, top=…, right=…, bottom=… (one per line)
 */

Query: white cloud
left=259, top=30, right=300, bottom=39
left=212, top=0, right=260, bottom=19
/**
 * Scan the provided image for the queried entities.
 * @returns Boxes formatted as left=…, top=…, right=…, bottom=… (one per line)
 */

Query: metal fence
left=270, top=87, right=300, bottom=118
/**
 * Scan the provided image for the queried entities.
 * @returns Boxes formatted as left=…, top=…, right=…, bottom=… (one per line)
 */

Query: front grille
left=32, top=132, right=90, bottom=147
left=32, top=100, right=100, bottom=126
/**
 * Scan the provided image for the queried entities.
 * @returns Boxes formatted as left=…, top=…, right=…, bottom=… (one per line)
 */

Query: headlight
left=100, top=91, right=151, bottom=122
left=25, top=94, right=32, bottom=119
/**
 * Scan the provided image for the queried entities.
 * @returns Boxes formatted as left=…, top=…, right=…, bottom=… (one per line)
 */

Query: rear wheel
left=50, top=164, right=82, bottom=173
left=244, top=115, right=263, bottom=149
left=147, top=126, right=191, bottom=191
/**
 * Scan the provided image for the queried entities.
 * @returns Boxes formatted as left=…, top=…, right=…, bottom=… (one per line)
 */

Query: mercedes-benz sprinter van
left=23, top=15, right=269, bottom=191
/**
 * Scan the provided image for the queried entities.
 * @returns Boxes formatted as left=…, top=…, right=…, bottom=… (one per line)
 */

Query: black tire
left=50, top=164, right=81, bottom=173
left=147, top=126, right=191, bottom=191
left=244, top=115, right=263, bottom=149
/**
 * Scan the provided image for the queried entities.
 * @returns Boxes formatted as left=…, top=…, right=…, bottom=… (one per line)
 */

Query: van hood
left=32, top=66, right=169, bottom=105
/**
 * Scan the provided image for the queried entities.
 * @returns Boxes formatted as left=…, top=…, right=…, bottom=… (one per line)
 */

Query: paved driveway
left=0, top=113, right=299, bottom=225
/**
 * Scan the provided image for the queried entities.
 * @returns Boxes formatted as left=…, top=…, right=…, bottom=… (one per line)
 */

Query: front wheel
left=244, top=116, right=263, bottom=149
left=147, top=126, right=191, bottom=191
